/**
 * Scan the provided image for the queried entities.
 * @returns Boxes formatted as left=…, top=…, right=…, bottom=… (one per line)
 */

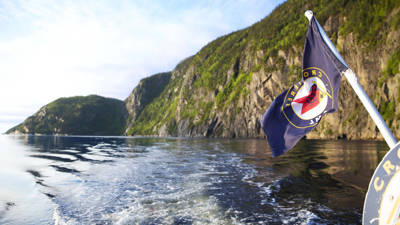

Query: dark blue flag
left=261, top=15, right=348, bottom=157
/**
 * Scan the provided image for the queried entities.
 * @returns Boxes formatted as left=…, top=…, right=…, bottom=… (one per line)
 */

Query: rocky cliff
left=125, top=0, right=400, bottom=140
left=7, top=95, right=128, bottom=135
left=124, top=72, right=171, bottom=134
left=9, top=0, right=400, bottom=140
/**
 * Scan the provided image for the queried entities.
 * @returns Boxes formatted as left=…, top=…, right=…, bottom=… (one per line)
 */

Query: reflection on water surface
left=0, top=135, right=388, bottom=224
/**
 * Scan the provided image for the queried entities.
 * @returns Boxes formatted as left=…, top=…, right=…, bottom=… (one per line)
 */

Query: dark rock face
left=9, top=1, right=400, bottom=140
left=124, top=1, right=400, bottom=140
left=124, top=72, right=171, bottom=134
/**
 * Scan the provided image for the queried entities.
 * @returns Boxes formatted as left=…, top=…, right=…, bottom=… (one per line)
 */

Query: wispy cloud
left=0, top=0, right=285, bottom=132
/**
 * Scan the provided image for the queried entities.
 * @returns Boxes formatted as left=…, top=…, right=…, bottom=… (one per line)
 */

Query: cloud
left=0, top=0, right=284, bottom=132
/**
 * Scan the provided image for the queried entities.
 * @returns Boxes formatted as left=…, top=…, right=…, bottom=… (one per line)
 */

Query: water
left=0, top=135, right=389, bottom=225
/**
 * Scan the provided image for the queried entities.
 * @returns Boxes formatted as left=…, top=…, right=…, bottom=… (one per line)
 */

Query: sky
left=0, top=0, right=285, bottom=133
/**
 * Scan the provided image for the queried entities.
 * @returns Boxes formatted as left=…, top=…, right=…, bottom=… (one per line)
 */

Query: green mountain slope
left=124, top=72, right=172, bottom=134
left=7, top=95, right=128, bottom=135
left=9, top=0, right=400, bottom=139
left=125, top=0, right=400, bottom=139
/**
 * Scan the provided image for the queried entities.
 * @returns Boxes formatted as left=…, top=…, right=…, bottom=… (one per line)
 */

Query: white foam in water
left=281, top=209, right=319, bottom=224
left=1, top=136, right=343, bottom=224
left=47, top=145, right=234, bottom=224
left=104, top=152, right=232, bottom=224
left=53, top=207, right=77, bottom=225
left=237, top=167, right=330, bottom=224
left=84, top=142, right=121, bottom=160
left=103, top=193, right=226, bottom=225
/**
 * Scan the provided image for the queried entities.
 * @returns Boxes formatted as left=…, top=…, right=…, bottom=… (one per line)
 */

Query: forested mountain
left=125, top=0, right=400, bottom=139
left=9, top=0, right=400, bottom=139
left=7, top=95, right=127, bottom=135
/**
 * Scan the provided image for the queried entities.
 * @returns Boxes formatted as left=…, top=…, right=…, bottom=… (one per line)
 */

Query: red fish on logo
left=293, top=84, right=321, bottom=114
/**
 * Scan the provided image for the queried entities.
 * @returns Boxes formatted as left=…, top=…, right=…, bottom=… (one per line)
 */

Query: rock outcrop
left=125, top=0, right=400, bottom=140
left=10, top=0, right=400, bottom=140
left=124, top=72, right=171, bottom=134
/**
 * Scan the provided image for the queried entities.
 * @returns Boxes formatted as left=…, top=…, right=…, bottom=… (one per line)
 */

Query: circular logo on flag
left=291, top=76, right=329, bottom=120
left=282, top=67, right=334, bottom=128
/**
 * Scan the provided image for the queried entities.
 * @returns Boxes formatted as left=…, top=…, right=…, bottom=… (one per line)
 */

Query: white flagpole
left=305, top=10, right=398, bottom=148
left=342, top=69, right=398, bottom=148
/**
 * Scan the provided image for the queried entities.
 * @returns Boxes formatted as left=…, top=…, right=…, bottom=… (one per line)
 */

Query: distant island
left=8, top=0, right=400, bottom=140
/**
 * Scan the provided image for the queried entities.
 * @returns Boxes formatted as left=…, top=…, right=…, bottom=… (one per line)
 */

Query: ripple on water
left=1, top=137, right=375, bottom=224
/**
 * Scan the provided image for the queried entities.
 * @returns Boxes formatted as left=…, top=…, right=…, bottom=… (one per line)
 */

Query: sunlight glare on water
left=0, top=136, right=54, bottom=225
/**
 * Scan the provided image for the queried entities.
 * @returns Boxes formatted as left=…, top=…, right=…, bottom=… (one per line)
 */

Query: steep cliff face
left=11, top=0, right=400, bottom=139
left=7, top=95, right=128, bottom=135
left=124, top=72, right=171, bottom=134
left=126, top=0, right=400, bottom=140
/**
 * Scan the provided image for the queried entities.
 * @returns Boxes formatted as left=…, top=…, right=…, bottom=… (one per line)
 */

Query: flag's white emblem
left=281, top=67, right=334, bottom=128
left=291, top=77, right=329, bottom=120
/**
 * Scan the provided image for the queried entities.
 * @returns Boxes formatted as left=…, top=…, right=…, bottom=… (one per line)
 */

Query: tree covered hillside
left=125, top=0, right=400, bottom=139
left=9, top=0, right=400, bottom=139
left=7, top=95, right=128, bottom=135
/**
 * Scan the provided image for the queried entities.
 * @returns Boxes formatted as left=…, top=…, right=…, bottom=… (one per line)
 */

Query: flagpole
left=305, top=10, right=398, bottom=148
left=343, top=69, right=398, bottom=148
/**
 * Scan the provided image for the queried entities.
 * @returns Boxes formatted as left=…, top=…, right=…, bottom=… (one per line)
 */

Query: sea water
left=0, top=135, right=388, bottom=224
